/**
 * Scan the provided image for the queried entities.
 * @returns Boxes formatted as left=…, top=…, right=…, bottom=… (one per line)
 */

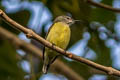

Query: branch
left=0, top=27, right=84, bottom=80
left=0, top=9, right=120, bottom=77
left=87, top=0, right=120, bottom=13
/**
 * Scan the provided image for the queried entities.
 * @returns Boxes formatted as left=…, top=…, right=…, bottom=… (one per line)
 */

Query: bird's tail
left=42, top=55, right=58, bottom=74
left=42, top=61, right=50, bottom=74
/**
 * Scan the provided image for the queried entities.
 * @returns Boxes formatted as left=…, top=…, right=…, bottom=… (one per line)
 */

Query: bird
left=42, top=16, right=75, bottom=74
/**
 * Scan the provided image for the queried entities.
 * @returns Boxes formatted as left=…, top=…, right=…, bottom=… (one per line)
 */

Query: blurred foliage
left=0, top=10, right=30, bottom=34
left=88, top=28, right=112, bottom=66
left=90, top=0, right=116, bottom=24
left=0, top=40, right=25, bottom=80
left=0, top=0, right=119, bottom=80
left=88, top=0, right=115, bottom=67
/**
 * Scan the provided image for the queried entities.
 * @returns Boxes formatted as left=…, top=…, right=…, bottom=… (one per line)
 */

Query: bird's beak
left=71, top=20, right=80, bottom=24
left=69, top=19, right=81, bottom=25
left=74, top=20, right=80, bottom=22
left=74, top=20, right=84, bottom=24
left=74, top=20, right=81, bottom=22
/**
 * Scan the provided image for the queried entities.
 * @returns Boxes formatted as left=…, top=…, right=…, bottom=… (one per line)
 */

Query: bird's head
left=54, top=16, right=75, bottom=26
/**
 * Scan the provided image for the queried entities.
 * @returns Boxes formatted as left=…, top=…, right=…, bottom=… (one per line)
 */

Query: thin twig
left=87, top=0, right=120, bottom=13
left=0, top=27, right=84, bottom=80
left=0, top=9, right=120, bottom=77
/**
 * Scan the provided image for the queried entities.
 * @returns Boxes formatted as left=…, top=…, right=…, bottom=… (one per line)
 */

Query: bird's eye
left=67, top=17, right=70, bottom=19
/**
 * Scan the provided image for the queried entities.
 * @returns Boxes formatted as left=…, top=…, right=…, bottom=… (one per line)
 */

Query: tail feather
left=42, top=55, right=59, bottom=74
left=42, top=63, right=50, bottom=74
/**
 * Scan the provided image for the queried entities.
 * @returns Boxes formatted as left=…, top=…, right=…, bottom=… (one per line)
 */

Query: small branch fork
left=0, top=9, right=120, bottom=77
left=87, top=0, right=120, bottom=13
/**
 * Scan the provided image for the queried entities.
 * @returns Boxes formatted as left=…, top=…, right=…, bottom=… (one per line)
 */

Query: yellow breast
left=46, top=22, right=71, bottom=49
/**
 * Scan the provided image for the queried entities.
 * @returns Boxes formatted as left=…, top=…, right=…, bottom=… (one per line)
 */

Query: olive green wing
left=43, top=23, right=55, bottom=60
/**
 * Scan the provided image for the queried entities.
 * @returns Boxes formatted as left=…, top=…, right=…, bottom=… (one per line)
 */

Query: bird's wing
left=43, top=23, right=55, bottom=60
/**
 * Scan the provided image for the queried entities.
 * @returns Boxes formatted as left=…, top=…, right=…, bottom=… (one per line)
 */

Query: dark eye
left=67, top=17, right=70, bottom=19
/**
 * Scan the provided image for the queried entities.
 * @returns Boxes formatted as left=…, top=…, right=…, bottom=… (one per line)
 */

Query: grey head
left=54, top=16, right=75, bottom=26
